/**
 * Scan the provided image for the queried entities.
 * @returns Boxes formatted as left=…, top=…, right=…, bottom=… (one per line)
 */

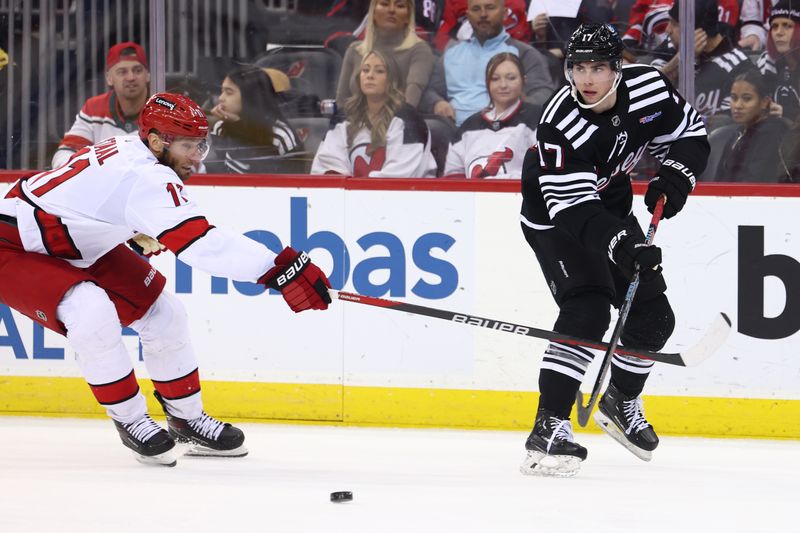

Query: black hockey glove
left=645, top=159, right=696, bottom=219
left=608, top=228, right=662, bottom=282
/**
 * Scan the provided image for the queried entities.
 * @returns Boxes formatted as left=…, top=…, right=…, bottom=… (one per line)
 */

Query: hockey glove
left=608, top=229, right=662, bottom=282
left=128, top=233, right=167, bottom=257
left=645, top=159, right=696, bottom=219
left=259, top=247, right=332, bottom=312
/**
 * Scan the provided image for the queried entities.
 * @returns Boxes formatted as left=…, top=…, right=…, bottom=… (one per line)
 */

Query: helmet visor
left=164, top=136, right=211, bottom=161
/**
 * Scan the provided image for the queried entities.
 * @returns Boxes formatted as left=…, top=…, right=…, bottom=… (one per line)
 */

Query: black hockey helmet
left=566, top=23, right=624, bottom=71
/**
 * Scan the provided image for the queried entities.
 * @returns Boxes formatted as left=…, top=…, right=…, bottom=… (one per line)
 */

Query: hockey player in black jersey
left=519, top=23, right=709, bottom=477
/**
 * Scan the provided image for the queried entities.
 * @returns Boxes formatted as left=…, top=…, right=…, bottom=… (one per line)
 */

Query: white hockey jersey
left=443, top=100, right=539, bottom=179
left=310, top=105, right=437, bottom=178
left=1, top=136, right=275, bottom=280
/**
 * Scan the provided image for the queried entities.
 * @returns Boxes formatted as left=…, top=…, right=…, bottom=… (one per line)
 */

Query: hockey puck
left=330, top=491, right=353, bottom=503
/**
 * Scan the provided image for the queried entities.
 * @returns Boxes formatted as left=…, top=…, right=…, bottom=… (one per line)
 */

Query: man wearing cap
left=659, top=0, right=755, bottom=118
left=51, top=42, right=150, bottom=168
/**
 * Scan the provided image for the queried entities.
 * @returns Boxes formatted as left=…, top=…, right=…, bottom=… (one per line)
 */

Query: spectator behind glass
left=716, top=70, right=790, bottom=181
left=421, top=0, right=556, bottom=126
left=207, top=66, right=303, bottom=174
left=527, top=0, right=615, bottom=60
left=444, top=52, right=539, bottom=179
left=621, top=0, right=673, bottom=57
left=660, top=0, right=754, bottom=119
left=432, top=0, right=531, bottom=52
left=312, top=49, right=437, bottom=177
left=336, top=0, right=435, bottom=108
left=52, top=42, right=150, bottom=168
left=740, top=0, right=780, bottom=51
left=757, top=1, right=800, bottom=121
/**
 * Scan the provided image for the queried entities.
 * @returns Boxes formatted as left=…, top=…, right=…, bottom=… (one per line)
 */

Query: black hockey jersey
left=694, top=44, right=755, bottom=117
left=521, top=64, right=709, bottom=253
left=649, top=39, right=755, bottom=117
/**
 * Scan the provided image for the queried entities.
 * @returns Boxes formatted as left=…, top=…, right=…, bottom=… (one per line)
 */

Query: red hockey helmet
left=138, top=92, right=209, bottom=142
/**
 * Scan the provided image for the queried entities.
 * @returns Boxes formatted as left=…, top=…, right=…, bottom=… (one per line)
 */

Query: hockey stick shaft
left=329, top=269, right=689, bottom=368
left=575, top=196, right=666, bottom=427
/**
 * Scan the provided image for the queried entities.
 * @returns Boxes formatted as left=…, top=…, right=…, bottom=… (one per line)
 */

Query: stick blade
left=681, top=312, right=732, bottom=367
left=574, top=391, right=591, bottom=427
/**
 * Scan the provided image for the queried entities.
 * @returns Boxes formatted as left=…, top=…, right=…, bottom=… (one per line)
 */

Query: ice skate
left=114, top=414, right=179, bottom=467
left=520, top=408, right=587, bottom=477
left=154, top=391, right=247, bottom=457
left=593, top=382, right=659, bottom=461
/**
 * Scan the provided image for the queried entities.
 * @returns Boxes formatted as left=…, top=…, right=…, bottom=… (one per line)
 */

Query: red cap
left=106, top=42, right=148, bottom=71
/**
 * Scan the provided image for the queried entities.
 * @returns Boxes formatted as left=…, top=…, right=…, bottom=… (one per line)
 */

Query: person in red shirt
left=52, top=42, right=151, bottom=168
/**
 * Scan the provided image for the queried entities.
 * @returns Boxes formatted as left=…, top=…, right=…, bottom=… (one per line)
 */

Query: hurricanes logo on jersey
left=470, top=147, right=514, bottom=179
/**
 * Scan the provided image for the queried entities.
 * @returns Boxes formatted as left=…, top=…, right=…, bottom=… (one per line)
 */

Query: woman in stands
left=716, top=70, right=789, bottom=182
left=757, top=1, right=800, bottom=121
left=207, top=66, right=304, bottom=174
left=443, top=53, right=539, bottom=179
left=335, top=0, right=435, bottom=108
left=312, top=49, right=437, bottom=177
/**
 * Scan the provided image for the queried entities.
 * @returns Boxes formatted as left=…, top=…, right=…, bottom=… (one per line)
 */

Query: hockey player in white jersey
left=519, top=24, right=709, bottom=476
left=0, top=93, right=331, bottom=466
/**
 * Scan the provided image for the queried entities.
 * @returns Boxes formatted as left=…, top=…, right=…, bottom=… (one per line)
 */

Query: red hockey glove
left=258, top=247, right=332, bottom=312
left=645, top=159, right=695, bottom=219
left=608, top=228, right=662, bottom=282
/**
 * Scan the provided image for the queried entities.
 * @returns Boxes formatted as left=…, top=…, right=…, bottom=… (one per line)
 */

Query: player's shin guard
left=521, top=408, right=587, bottom=477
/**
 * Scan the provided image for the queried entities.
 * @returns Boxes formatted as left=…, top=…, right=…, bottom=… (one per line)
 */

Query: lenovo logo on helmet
left=154, top=97, right=176, bottom=110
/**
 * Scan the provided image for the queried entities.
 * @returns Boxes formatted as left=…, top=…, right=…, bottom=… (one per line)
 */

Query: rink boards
left=0, top=176, right=798, bottom=438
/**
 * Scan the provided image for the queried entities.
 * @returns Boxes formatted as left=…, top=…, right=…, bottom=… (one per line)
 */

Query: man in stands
left=421, top=0, right=555, bottom=126
left=657, top=0, right=754, bottom=118
left=51, top=42, right=150, bottom=168
left=0, top=93, right=331, bottom=467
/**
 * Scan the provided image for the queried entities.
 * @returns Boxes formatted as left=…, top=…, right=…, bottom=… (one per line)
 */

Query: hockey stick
left=328, top=287, right=730, bottom=368
left=574, top=197, right=663, bottom=427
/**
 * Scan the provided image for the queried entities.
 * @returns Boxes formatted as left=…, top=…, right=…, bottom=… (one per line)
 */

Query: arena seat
left=424, top=116, right=457, bottom=177
left=255, top=47, right=342, bottom=101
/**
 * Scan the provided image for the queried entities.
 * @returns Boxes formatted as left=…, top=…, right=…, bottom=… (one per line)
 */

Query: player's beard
left=158, top=149, right=192, bottom=182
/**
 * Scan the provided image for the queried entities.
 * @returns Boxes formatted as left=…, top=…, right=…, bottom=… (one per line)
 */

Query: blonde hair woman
left=335, top=0, right=435, bottom=108
left=313, top=49, right=437, bottom=177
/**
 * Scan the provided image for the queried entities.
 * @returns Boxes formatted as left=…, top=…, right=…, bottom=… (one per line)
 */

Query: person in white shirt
left=444, top=52, right=539, bottom=179
left=311, top=49, right=437, bottom=177
left=0, top=93, right=331, bottom=467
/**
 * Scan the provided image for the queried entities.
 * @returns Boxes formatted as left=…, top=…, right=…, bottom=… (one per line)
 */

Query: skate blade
left=593, top=411, right=653, bottom=462
left=519, top=450, right=581, bottom=478
left=132, top=444, right=184, bottom=467
left=183, top=443, right=248, bottom=458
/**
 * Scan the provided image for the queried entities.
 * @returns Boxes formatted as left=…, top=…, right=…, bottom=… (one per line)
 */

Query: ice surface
left=0, top=417, right=796, bottom=532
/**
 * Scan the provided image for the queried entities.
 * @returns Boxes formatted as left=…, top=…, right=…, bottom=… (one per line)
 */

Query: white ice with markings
left=0, top=417, right=796, bottom=532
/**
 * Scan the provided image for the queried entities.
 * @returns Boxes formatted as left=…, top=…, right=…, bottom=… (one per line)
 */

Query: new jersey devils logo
left=470, top=147, right=514, bottom=179
left=286, top=60, right=306, bottom=79
left=353, top=146, right=387, bottom=178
